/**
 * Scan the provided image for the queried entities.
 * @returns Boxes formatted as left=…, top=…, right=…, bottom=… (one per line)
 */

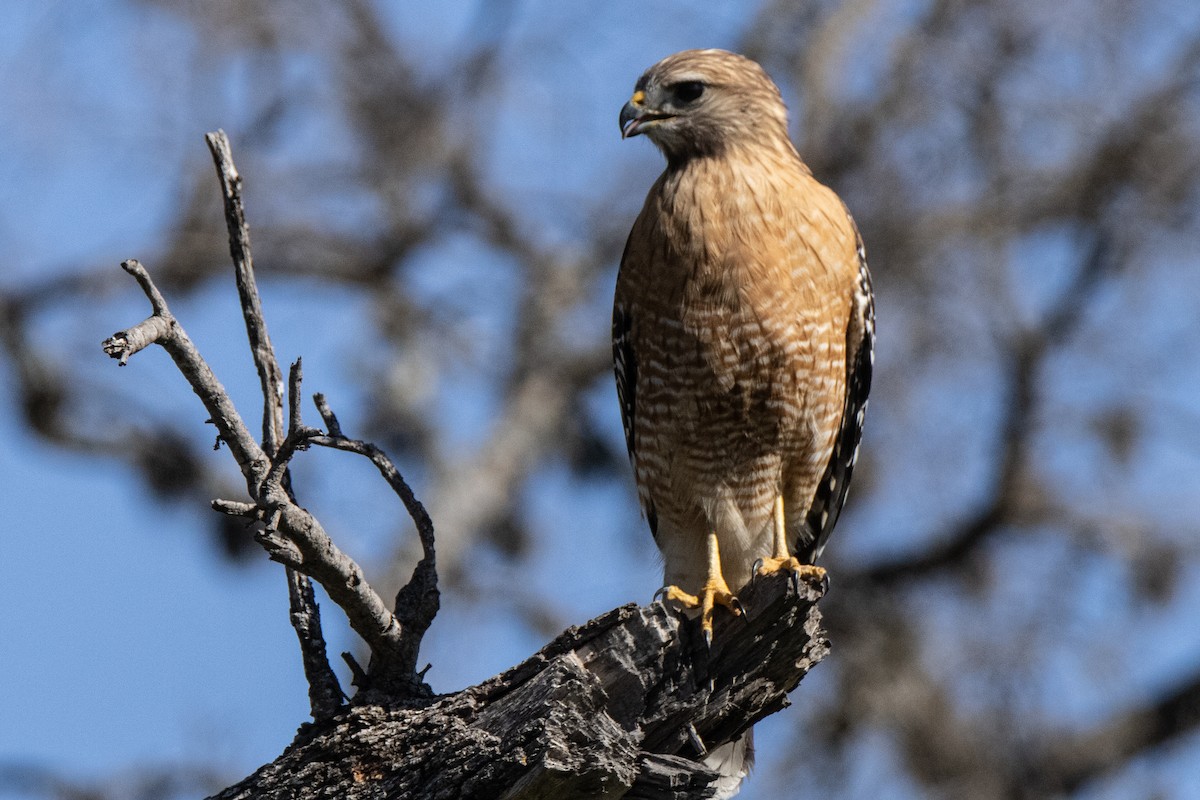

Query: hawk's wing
left=613, top=233, right=658, bottom=537
left=797, top=229, right=874, bottom=564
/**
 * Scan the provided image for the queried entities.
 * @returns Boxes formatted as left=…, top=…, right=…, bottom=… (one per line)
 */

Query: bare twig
left=100, top=314, right=173, bottom=366
left=205, top=131, right=346, bottom=717
left=262, top=361, right=317, bottom=495
left=308, top=392, right=440, bottom=694
left=313, top=392, right=343, bottom=437
left=102, top=260, right=269, bottom=489
left=103, top=259, right=420, bottom=697
left=212, top=498, right=257, bottom=517
left=311, top=398, right=435, bottom=565
left=205, top=129, right=285, bottom=454
left=342, top=651, right=369, bottom=690
left=287, top=568, right=345, bottom=720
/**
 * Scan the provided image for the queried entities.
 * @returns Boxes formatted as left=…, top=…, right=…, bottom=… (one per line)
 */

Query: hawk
left=613, top=50, right=873, bottom=795
left=614, top=49, right=874, bottom=644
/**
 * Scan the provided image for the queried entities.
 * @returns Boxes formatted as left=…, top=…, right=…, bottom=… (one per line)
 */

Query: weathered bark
left=212, top=572, right=827, bottom=800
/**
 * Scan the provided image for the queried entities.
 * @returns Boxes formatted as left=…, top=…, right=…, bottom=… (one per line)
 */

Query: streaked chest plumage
left=614, top=150, right=857, bottom=543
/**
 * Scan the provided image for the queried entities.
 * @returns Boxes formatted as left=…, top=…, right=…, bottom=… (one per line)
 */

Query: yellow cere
left=631, top=90, right=646, bottom=106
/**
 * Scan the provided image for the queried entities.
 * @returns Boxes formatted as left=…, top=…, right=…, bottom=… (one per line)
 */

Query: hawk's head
left=619, top=49, right=791, bottom=160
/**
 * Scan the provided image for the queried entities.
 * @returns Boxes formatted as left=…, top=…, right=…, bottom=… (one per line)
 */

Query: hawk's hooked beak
left=620, top=99, right=645, bottom=138
left=620, top=89, right=672, bottom=139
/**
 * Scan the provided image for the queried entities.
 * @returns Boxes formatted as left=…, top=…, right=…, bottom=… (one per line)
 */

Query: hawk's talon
left=757, top=555, right=827, bottom=583
left=658, top=580, right=741, bottom=644
left=656, top=531, right=743, bottom=644
left=756, top=554, right=800, bottom=592
left=756, top=554, right=798, bottom=576
left=659, top=584, right=701, bottom=608
left=758, top=556, right=829, bottom=596
left=757, top=496, right=829, bottom=593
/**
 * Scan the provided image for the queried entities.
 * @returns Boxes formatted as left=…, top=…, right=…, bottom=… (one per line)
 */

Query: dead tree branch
left=206, top=128, right=342, bottom=718
left=287, top=567, right=346, bottom=719
left=101, top=132, right=441, bottom=699
left=213, top=573, right=827, bottom=800
left=101, top=258, right=270, bottom=488
left=103, top=256, right=419, bottom=691
left=309, top=392, right=440, bottom=688
left=205, top=128, right=285, bottom=452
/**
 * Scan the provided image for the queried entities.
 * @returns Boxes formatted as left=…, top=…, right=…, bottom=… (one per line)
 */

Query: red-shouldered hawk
left=613, top=50, right=873, bottom=796
left=614, top=48, right=874, bottom=642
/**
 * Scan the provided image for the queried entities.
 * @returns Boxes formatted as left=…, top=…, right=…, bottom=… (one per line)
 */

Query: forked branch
left=101, top=131, right=441, bottom=702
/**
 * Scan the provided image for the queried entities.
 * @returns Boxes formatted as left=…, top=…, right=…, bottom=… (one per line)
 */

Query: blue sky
left=4, top=2, right=1200, bottom=799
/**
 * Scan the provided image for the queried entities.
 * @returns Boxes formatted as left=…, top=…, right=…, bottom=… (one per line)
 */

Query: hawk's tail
left=704, top=728, right=754, bottom=799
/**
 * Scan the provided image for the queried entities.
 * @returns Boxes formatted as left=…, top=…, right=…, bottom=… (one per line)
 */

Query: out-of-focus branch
left=1022, top=668, right=1200, bottom=796
left=0, top=760, right=229, bottom=800
left=850, top=75, right=1168, bottom=586
left=394, top=153, right=615, bottom=588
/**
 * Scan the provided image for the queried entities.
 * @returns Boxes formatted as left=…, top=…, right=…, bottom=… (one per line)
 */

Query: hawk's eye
left=673, top=81, right=705, bottom=103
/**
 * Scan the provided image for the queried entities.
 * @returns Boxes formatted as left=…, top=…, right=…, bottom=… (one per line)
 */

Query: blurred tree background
left=3, top=1, right=1200, bottom=798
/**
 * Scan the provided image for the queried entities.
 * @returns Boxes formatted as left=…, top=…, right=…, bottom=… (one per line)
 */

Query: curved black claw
left=751, top=557, right=765, bottom=575
left=730, top=595, right=746, bottom=619
left=791, top=566, right=831, bottom=597
left=788, top=568, right=802, bottom=595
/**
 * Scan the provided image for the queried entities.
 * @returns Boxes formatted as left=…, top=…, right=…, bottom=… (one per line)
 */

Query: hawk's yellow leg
left=756, top=496, right=827, bottom=582
left=660, top=531, right=741, bottom=645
